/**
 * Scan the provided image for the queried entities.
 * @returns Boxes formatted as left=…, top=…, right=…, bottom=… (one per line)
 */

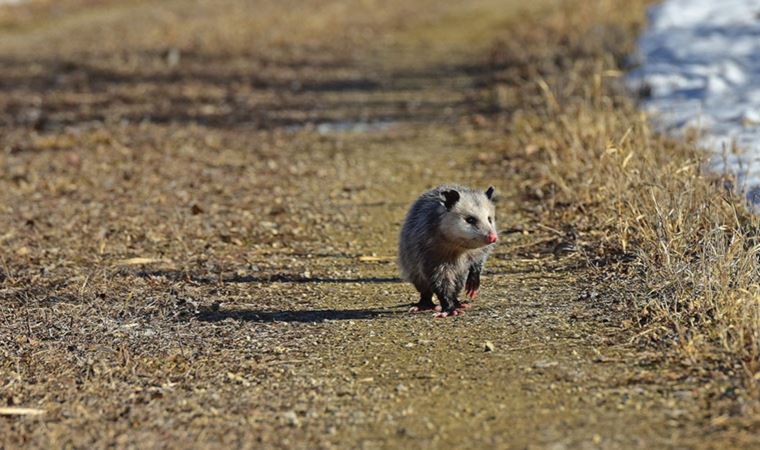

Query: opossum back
left=398, top=189, right=447, bottom=279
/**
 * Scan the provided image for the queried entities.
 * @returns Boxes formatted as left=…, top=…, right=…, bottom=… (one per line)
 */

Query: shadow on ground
left=132, top=269, right=402, bottom=284
left=196, top=307, right=400, bottom=323
left=0, top=53, right=489, bottom=132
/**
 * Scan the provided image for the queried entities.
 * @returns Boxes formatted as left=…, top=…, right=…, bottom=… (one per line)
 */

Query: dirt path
left=0, top=0, right=753, bottom=448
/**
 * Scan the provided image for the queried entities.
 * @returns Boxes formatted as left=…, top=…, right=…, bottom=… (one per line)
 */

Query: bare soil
left=0, top=0, right=757, bottom=448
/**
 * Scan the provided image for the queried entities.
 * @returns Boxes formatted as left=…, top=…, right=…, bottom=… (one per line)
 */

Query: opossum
left=398, top=185, right=498, bottom=317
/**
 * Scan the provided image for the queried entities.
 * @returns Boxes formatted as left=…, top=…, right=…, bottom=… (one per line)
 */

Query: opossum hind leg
left=409, top=290, right=440, bottom=313
left=433, top=292, right=466, bottom=318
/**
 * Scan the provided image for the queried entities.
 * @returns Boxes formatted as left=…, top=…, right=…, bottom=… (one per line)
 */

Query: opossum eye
left=465, top=216, right=478, bottom=225
left=488, top=216, right=493, bottom=224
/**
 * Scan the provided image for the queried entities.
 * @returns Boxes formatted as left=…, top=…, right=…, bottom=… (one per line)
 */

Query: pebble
left=282, top=410, right=300, bottom=427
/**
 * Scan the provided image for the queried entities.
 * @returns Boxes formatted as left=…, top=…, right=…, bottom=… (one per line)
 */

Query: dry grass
left=486, top=0, right=760, bottom=389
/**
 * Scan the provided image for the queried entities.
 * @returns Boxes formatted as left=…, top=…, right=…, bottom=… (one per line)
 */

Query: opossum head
left=439, top=186, right=498, bottom=249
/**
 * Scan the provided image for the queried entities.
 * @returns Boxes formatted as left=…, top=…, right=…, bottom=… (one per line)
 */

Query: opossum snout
left=486, top=232, right=498, bottom=244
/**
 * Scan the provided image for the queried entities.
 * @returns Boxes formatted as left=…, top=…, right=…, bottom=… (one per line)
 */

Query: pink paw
left=434, top=309, right=465, bottom=318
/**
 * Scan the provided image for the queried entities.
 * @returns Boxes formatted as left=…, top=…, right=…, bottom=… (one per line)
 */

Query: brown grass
left=487, top=0, right=760, bottom=389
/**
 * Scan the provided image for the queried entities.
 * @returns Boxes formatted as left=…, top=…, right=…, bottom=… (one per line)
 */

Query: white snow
left=628, top=0, right=760, bottom=202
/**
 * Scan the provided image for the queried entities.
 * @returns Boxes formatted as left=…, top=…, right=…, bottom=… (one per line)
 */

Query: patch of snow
left=628, top=0, right=760, bottom=203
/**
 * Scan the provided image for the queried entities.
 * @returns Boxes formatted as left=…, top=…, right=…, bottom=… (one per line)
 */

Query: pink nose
left=487, top=232, right=498, bottom=244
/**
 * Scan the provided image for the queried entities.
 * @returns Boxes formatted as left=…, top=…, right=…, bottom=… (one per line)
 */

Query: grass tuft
left=489, top=0, right=760, bottom=385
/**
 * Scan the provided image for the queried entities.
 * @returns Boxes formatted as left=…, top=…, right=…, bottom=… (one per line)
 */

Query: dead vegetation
left=483, top=0, right=760, bottom=404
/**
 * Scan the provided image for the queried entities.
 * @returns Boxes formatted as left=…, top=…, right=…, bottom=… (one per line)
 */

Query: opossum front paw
left=465, top=271, right=480, bottom=300
left=433, top=308, right=465, bottom=318
left=409, top=301, right=441, bottom=313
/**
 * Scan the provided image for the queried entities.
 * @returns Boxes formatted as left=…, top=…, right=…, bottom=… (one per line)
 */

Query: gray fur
left=398, top=185, right=497, bottom=313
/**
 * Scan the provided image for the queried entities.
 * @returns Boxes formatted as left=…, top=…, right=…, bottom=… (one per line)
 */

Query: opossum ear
left=441, top=190, right=460, bottom=210
left=485, top=186, right=495, bottom=200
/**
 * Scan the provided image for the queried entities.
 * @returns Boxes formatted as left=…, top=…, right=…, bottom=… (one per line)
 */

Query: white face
left=440, top=192, right=497, bottom=249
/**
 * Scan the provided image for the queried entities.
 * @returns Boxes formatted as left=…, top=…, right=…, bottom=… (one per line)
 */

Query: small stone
left=282, top=410, right=300, bottom=427
left=484, top=341, right=495, bottom=352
